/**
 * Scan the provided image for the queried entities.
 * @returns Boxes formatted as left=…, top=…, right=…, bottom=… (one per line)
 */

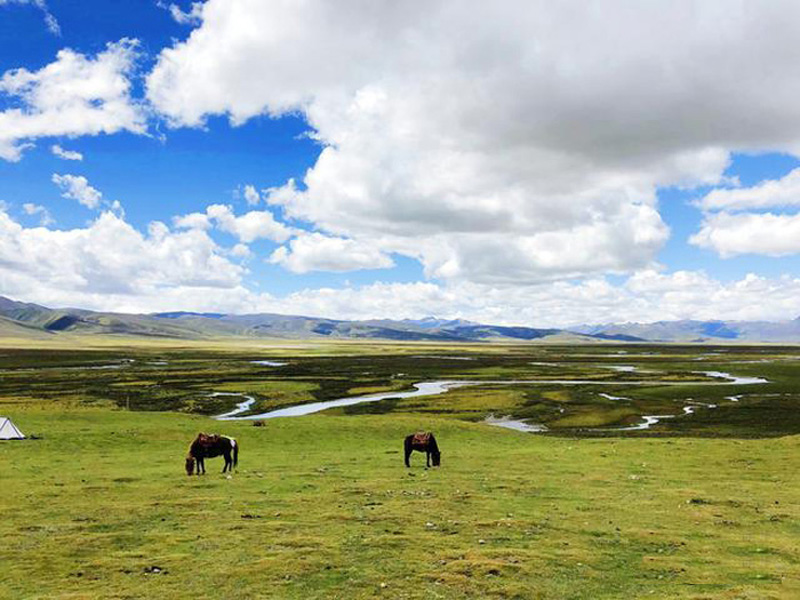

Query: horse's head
left=432, top=450, right=441, bottom=467
left=185, top=455, right=196, bottom=476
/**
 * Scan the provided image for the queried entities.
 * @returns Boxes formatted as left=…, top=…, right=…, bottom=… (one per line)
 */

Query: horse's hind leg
left=222, top=451, right=230, bottom=473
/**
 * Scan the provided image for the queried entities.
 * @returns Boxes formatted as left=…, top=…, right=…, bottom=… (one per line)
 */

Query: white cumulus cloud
left=159, top=1, right=203, bottom=26
left=52, top=173, right=102, bottom=209
left=690, top=212, right=800, bottom=257
left=693, top=167, right=800, bottom=258
left=146, top=1, right=800, bottom=283
left=174, top=204, right=292, bottom=243
left=22, top=202, right=53, bottom=226
left=229, top=243, right=252, bottom=259
left=173, top=211, right=211, bottom=230
left=269, top=232, right=395, bottom=273
left=700, top=168, right=800, bottom=211
left=0, top=208, right=245, bottom=309
left=0, top=39, right=145, bottom=161
left=207, top=204, right=292, bottom=243
left=51, top=144, right=83, bottom=161
left=243, top=184, right=260, bottom=206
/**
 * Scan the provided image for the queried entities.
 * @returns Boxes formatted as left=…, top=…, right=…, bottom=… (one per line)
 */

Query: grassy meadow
left=0, top=340, right=798, bottom=598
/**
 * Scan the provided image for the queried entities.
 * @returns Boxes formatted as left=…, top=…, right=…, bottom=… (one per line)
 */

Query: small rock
left=143, top=565, right=166, bottom=575
left=478, top=539, right=486, bottom=545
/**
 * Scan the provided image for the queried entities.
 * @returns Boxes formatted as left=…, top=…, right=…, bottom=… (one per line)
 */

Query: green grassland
left=1, top=341, right=799, bottom=598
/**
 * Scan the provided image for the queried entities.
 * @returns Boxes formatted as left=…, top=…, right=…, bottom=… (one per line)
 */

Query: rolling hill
left=0, top=295, right=627, bottom=342
left=0, top=295, right=797, bottom=343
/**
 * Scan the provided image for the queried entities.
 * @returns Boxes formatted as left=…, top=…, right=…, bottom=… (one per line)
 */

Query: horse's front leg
left=426, top=451, right=431, bottom=468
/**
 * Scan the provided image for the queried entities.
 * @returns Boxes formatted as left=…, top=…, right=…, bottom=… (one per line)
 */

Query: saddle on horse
left=412, top=432, right=431, bottom=445
left=197, top=433, right=221, bottom=447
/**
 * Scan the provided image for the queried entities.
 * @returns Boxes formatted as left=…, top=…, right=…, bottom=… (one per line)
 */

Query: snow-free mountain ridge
left=0, top=296, right=797, bottom=343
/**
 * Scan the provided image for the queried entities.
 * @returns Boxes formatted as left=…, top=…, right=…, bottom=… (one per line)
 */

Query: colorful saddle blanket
left=412, top=432, right=431, bottom=445
left=197, top=433, right=220, bottom=446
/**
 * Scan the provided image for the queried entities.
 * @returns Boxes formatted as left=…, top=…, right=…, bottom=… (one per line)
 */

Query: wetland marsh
left=0, top=341, right=798, bottom=598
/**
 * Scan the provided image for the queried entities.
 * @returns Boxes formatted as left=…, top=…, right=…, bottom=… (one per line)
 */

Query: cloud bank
left=0, top=203, right=797, bottom=324
left=147, top=0, right=800, bottom=282
left=0, top=208, right=245, bottom=311
left=3, top=2, right=800, bottom=323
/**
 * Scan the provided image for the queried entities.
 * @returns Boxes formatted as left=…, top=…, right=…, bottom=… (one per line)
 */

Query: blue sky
left=1, top=1, right=799, bottom=325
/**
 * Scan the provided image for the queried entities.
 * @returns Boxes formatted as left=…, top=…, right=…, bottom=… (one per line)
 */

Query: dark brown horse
left=404, top=432, right=441, bottom=467
left=185, top=433, right=238, bottom=475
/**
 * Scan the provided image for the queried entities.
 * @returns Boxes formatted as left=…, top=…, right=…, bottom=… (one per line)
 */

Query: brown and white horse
left=185, top=433, right=238, bottom=475
left=404, top=432, right=441, bottom=467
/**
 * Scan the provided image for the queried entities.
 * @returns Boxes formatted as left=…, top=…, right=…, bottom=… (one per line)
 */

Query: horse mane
left=188, top=433, right=203, bottom=453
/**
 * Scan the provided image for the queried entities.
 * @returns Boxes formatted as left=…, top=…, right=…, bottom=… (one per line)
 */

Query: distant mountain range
left=570, top=319, right=800, bottom=343
left=0, top=295, right=798, bottom=343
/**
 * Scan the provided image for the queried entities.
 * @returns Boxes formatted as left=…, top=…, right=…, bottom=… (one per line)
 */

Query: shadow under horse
left=404, top=432, right=441, bottom=467
left=186, top=433, right=239, bottom=475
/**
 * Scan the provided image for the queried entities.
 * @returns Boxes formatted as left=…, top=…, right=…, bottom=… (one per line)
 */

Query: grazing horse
left=185, top=433, right=238, bottom=475
left=404, top=432, right=441, bottom=468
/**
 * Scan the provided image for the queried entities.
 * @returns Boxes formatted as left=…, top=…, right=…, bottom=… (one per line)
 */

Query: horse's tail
left=232, top=438, right=239, bottom=469
left=428, top=433, right=441, bottom=466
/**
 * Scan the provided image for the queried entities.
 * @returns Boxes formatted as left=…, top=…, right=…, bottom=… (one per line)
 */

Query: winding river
left=214, top=381, right=466, bottom=421
left=212, top=367, right=767, bottom=432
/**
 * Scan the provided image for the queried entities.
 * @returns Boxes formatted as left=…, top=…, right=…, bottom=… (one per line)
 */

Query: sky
left=1, top=0, right=800, bottom=327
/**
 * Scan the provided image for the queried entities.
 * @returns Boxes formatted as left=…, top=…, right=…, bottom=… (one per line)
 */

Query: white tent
left=0, top=417, right=24, bottom=440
